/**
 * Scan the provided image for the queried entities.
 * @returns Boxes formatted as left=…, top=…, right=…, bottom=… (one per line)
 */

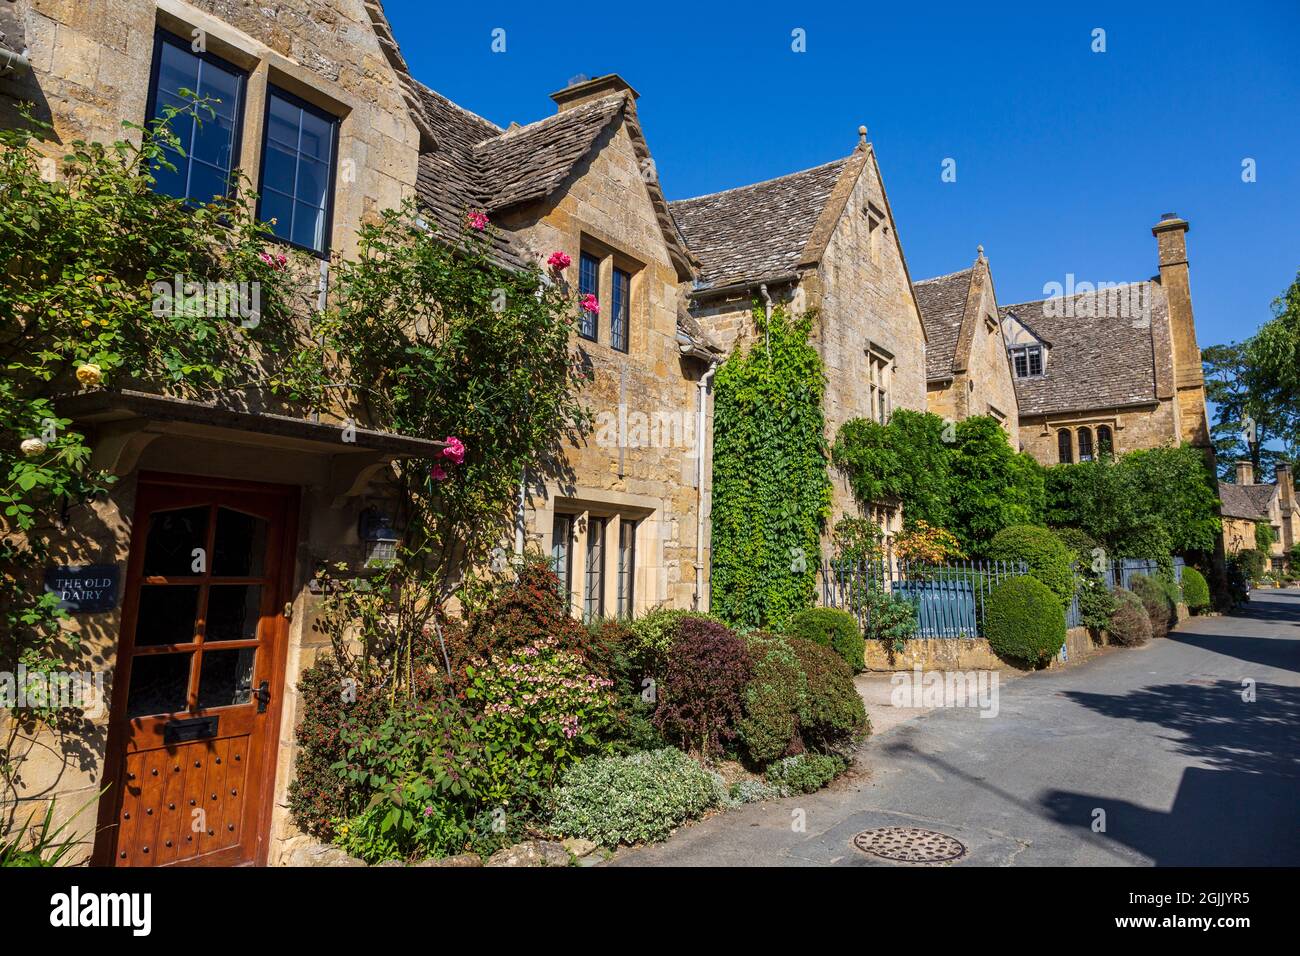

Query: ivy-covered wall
left=709, top=306, right=831, bottom=630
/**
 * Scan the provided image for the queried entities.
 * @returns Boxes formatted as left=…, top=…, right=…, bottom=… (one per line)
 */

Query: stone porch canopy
left=56, top=389, right=446, bottom=505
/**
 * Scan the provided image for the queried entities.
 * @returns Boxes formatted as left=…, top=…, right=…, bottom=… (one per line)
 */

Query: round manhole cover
left=852, top=827, right=967, bottom=865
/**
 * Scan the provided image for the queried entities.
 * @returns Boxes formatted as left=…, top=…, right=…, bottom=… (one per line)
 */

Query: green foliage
left=831, top=409, right=953, bottom=528
left=984, top=525, right=1074, bottom=607
left=1107, top=589, right=1152, bottom=646
left=465, top=636, right=620, bottom=802
left=1044, top=445, right=1221, bottom=558
left=764, top=753, right=847, bottom=795
left=785, top=607, right=865, bottom=672
left=710, top=305, right=832, bottom=630
left=335, top=798, right=469, bottom=865
left=1255, top=521, right=1276, bottom=553
left=1244, top=271, right=1300, bottom=441
left=1181, top=567, right=1211, bottom=612
left=858, top=587, right=920, bottom=653
left=1053, top=527, right=1101, bottom=569
left=736, top=632, right=806, bottom=767
left=549, top=748, right=717, bottom=847
left=1202, top=341, right=1297, bottom=482
left=1235, top=549, right=1267, bottom=583
left=949, top=417, right=1046, bottom=553
left=786, top=638, right=869, bottom=753
left=984, top=577, right=1067, bottom=666
left=625, top=607, right=720, bottom=680
left=1077, top=577, right=1118, bottom=631
left=653, top=618, right=752, bottom=757
left=0, top=790, right=101, bottom=867
left=1129, top=574, right=1179, bottom=639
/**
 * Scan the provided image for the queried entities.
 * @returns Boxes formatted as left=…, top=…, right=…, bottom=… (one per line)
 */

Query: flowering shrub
left=549, top=748, right=717, bottom=846
left=465, top=636, right=618, bottom=802
left=579, top=293, right=600, bottom=313
left=653, top=618, right=752, bottom=756
left=546, top=251, right=571, bottom=271
left=466, top=210, right=489, bottom=230
left=893, top=521, right=966, bottom=563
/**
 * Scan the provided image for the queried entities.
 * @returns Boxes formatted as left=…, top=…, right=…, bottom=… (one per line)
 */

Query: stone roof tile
left=669, top=158, right=851, bottom=289
left=915, top=267, right=975, bottom=380
left=999, top=281, right=1164, bottom=417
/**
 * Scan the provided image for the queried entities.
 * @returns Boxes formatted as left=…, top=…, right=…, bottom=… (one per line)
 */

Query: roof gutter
left=687, top=273, right=799, bottom=301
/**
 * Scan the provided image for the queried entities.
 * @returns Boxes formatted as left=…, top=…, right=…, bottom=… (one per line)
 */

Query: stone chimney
left=1278, top=463, right=1297, bottom=552
left=1278, top=462, right=1295, bottom=505
left=1235, top=460, right=1254, bottom=486
left=550, top=74, right=638, bottom=112
left=1152, top=212, right=1210, bottom=451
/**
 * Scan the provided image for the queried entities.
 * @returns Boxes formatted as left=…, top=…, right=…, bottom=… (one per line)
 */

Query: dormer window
left=1010, top=344, right=1044, bottom=378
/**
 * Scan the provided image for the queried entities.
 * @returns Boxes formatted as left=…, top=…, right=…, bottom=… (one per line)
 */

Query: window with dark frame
left=551, top=513, right=573, bottom=608
left=584, top=517, right=606, bottom=622
left=1097, top=425, right=1114, bottom=457
left=1078, top=427, right=1094, bottom=462
left=578, top=252, right=600, bottom=341
left=257, top=86, right=339, bottom=256
left=146, top=32, right=246, bottom=207
left=1010, top=344, right=1044, bottom=378
left=1058, top=429, right=1073, bottom=464
left=617, top=519, right=636, bottom=618
left=611, top=267, right=630, bottom=352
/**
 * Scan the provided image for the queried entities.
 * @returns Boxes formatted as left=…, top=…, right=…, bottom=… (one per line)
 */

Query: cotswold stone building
left=914, top=249, right=1019, bottom=442
left=2, top=2, right=715, bottom=868
left=1219, top=460, right=1298, bottom=568
left=414, top=73, right=719, bottom=619
left=998, top=215, right=1213, bottom=467
left=670, top=130, right=930, bottom=533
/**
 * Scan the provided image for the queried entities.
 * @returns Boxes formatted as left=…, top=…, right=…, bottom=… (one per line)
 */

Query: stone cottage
left=1, top=1, right=716, bottom=869
left=1219, top=460, right=1297, bottom=569
left=413, top=74, right=720, bottom=622
left=914, top=249, right=1019, bottom=443
left=670, top=128, right=930, bottom=538
left=999, top=214, right=1213, bottom=467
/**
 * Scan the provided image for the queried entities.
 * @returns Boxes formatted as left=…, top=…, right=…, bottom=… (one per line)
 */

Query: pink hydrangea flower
left=546, top=251, right=571, bottom=271
left=467, top=211, right=489, bottom=231
left=580, top=293, right=599, bottom=314
left=442, top=435, right=466, bottom=464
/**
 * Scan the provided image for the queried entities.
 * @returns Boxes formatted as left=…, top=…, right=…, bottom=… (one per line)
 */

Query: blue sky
left=387, top=0, right=1300, bottom=349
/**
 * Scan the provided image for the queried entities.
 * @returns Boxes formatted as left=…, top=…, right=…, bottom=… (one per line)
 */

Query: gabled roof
left=412, top=82, right=694, bottom=280
left=669, top=156, right=856, bottom=290
left=1218, top=482, right=1277, bottom=520
left=999, top=281, right=1166, bottom=417
left=915, top=266, right=976, bottom=381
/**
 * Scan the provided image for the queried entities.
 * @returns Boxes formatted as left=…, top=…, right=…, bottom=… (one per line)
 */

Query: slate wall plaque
left=44, top=565, right=120, bottom=613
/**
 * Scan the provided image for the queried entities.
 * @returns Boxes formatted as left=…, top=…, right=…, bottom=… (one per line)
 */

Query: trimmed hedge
left=787, top=637, right=869, bottom=752
left=653, top=617, right=752, bottom=756
left=549, top=748, right=717, bottom=846
left=984, top=576, right=1067, bottom=665
left=985, top=525, right=1075, bottom=608
left=786, top=607, right=865, bottom=672
left=1107, top=588, right=1152, bottom=646
left=1130, top=573, right=1178, bottom=639
left=736, top=632, right=806, bottom=767
left=1181, top=567, right=1211, bottom=613
left=765, top=753, right=847, bottom=795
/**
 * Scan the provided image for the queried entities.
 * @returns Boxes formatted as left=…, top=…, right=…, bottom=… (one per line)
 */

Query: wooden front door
left=96, top=473, right=297, bottom=867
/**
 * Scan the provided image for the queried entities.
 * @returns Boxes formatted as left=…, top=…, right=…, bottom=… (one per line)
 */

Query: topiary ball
left=984, top=576, right=1067, bottom=665
left=1180, top=567, right=1211, bottom=612
left=785, top=607, right=865, bottom=672
left=985, top=525, right=1075, bottom=609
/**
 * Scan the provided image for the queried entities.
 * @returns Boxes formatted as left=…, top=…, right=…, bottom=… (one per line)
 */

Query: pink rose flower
left=580, top=293, right=599, bottom=314
left=430, top=461, right=448, bottom=481
left=467, top=211, right=489, bottom=231
left=442, top=435, right=466, bottom=464
left=547, top=251, right=571, bottom=271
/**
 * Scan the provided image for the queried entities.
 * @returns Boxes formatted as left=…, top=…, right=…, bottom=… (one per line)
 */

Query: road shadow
left=1044, top=679, right=1300, bottom=864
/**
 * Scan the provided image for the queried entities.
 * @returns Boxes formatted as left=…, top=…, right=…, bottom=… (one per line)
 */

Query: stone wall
left=497, top=116, right=712, bottom=613
left=8, top=0, right=420, bottom=259
left=1018, top=399, right=1178, bottom=467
